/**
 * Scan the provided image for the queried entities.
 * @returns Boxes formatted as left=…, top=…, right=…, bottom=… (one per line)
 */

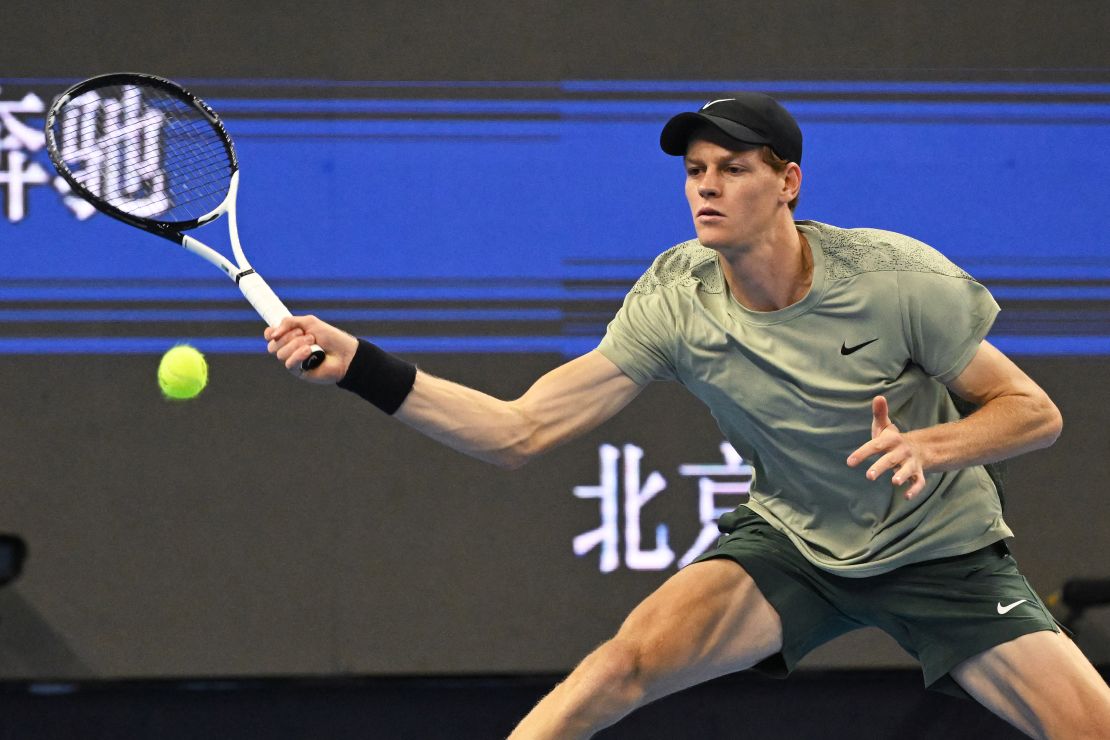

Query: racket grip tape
left=239, top=272, right=326, bottom=371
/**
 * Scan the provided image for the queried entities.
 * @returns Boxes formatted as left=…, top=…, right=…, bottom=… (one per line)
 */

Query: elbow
left=495, top=433, right=551, bottom=470
left=491, top=447, right=533, bottom=471
left=1023, top=388, right=1062, bottom=450
left=1041, top=398, right=1063, bottom=447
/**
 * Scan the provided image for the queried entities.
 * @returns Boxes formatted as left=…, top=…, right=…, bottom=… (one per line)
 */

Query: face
left=683, top=137, right=797, bottom=251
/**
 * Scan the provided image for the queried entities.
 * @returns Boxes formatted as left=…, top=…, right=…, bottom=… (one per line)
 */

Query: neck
left=717, top=221, right=812, bottom=312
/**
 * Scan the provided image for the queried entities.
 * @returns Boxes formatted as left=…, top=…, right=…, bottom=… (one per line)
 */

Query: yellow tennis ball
left=158, top=345, right=208, bottom=400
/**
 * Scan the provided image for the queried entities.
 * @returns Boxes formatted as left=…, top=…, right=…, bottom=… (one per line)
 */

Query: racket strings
left=51, top=83, right=234, bottom=224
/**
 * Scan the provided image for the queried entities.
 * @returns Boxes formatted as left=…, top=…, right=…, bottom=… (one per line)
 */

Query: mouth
left=696, top=207, right=725, bottom=219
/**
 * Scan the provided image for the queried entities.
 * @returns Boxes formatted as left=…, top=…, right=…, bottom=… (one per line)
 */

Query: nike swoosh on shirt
left=840, top=338, right=879, bottom=355
left=996, top=599, right=1029, bottom=614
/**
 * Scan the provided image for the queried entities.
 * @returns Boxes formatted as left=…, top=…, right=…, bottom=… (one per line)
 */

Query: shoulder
left=630, top=240, right=723, bottom=296
left=803, top=220, right=974, bottom=281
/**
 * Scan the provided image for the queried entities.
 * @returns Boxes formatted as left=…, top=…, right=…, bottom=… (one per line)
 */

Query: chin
left=694, top=229, right=738, bottom=251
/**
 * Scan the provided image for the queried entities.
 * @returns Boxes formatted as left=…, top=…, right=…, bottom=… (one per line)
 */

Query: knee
left=1034, top=679, right=1110, bottom=739
left=1066, top=688, right=1110, bottom=739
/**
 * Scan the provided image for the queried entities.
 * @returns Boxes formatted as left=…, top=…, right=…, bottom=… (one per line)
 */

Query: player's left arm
left=848, top=340, right=1062, bottom=499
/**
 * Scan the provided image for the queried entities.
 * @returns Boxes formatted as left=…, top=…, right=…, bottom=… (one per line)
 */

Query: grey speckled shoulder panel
left=630, top=240, right=722, bottom=295
left=812, top=222, right=975, bottom=281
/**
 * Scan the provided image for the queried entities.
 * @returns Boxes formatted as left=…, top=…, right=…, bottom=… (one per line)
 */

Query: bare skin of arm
left=394, top=350, right=644, bottom=468
left=847, top=340, right=1063, bottom=498
left=266, top=316, right=644, bottom=469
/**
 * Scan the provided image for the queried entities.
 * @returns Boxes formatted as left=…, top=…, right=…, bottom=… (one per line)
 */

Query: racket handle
left=300, top=346, right=326, bottom=371
left=239, top=272, right=326, bottom=371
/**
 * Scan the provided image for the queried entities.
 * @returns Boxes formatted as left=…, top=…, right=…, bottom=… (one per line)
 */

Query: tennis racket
left=43, top=72, right=325, bottom=371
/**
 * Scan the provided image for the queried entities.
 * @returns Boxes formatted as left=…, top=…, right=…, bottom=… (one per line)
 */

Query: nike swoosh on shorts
left=996, top=599, right=1029, bottom=614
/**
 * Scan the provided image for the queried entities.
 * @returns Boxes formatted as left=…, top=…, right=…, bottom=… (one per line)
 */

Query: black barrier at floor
left=0, top=668, right=1068, bottom=739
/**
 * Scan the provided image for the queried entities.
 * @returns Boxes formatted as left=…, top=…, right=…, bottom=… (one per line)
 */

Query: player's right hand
left=265, top=316, right=358, bottom=384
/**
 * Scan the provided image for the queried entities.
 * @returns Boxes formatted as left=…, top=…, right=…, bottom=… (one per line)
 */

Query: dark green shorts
left=694, top=506, right=1061, bottom=698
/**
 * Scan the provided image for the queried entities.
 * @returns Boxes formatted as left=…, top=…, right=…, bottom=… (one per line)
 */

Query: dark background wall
left=0, top=353, right=1106, bottom=682
left=1, top=0, right=1107, bottom=688
left=4, top=1, right=1110, bottom=82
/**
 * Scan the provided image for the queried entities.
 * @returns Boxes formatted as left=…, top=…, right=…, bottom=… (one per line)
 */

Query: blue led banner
left=1, top=80, right=1107, bottom=355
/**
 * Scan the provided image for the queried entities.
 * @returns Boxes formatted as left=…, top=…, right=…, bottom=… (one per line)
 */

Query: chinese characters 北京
left=574, top=442, right=753, bottom=573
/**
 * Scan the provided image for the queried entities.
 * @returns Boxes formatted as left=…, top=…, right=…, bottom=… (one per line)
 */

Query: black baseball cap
left=660, top=92, right=802, bottom=163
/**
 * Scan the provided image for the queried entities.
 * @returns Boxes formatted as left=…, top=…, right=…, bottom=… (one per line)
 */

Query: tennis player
left=266, top=92, right=1110, bottom=739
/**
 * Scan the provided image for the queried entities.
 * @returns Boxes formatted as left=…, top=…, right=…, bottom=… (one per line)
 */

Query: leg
left=952, top=630, right=1110, bottom=739
left=508, top=558, right=783, bottom=740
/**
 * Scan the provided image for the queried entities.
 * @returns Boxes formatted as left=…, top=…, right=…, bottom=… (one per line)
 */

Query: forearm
left=268, top=319, right=644, bottom=469
left=908, top=392, right=1062, bottom=473
left=393, top=351, right=643, bottom=470
left=394, top=371, right=536, bottom=469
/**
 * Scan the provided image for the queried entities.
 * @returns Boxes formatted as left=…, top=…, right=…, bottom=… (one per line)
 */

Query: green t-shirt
left=597, top=220, right=1010, bottom=578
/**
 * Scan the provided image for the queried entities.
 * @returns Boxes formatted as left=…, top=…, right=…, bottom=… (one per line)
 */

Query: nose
left=698, top=170, right=720, bottom=198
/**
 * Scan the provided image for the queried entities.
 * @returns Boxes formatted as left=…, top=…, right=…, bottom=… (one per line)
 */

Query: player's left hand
left=847, top=395, right=927, bottom=499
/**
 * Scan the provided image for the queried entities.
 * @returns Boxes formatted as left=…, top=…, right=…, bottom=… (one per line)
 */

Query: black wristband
left=337, top=338, right=417, bottom=415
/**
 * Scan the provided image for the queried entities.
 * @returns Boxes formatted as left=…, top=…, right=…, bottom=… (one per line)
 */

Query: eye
left=726, top=164, right=745, bottom=175
left=685, top=165, right=703, bottom=177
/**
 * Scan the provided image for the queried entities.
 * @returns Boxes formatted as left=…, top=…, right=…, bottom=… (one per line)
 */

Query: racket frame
left=44, top=72, right=325, bottom=369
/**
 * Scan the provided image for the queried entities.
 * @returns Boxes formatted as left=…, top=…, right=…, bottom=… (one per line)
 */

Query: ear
left=781, top=162, right=802, bottom=205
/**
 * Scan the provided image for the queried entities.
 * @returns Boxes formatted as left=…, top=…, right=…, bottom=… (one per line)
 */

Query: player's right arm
left=265, top=316, right=644, bottom=469
left=397, top=350, right=643, bottom=468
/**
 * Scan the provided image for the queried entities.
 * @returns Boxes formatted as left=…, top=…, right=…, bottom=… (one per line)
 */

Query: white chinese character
left=620, top=444, right=674, bottom=570
left=0, top=90, right=51, bottom=222
left=676, top=442, right=753, bottom=567
left=0, top=149, right=51, bottom=222
left=0, top=87, right=101, bottom=221
left=52, top=86, right=169, bottom=218
left=573, top=444, right=674, bottom=573
left=52, top=176, right=98, bottom=220
left=573, top=444, right=621, bottom=573
left=0, top=91, right=46, bottom=152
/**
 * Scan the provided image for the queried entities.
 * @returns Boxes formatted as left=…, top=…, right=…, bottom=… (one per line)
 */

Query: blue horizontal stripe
left=1, top=335, right=1106, bottom=357
left=213, top=99, right=1110, bottom=126
left=561, top=80, right=1110, bottom=96
left=0, top=338, right=267, bottom=354
left=13, top=78, right=1110, bottom=96
left=561, top=99, right=1110, bottom=119
left=373, top=336, right=599, bottom=355
left=0, top=286, right=1100, bottom=303
left=0, top=287, right=626, bottom=302
left=0, top=285, right=1098, bottom=302
left=988, top=287, right=1110, bottom=301
left=971, top=264, right=1110, bottom=281
left=0, top=77, right=557, bottom=90
left=189, top=78, right=556, bottom=90
left=0, top=336, right=600, bottom=357
left=213, top=98, right=562, bottom=114
left=785, top=100, right=1110, bottom=122
left=226, top=118, right=565, bottom=137
left=564, top=262, right=1110, bottom=283
left=989, top=335, right=1110, bottom=355
left=0, top=308, right=564, bottom=322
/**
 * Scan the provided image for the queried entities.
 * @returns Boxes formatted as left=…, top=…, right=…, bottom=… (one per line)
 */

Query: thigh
left=952, top=630, right=1110, bottom=738
left=611, top=558, right=784, bottom=702
left=697, top=506, right=862, bottom=674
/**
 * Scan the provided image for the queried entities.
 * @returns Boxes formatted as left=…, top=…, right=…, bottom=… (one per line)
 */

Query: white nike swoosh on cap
left=701, top=98, right=734, bottom=110
left=996, top=599, right=1029, bottom=614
